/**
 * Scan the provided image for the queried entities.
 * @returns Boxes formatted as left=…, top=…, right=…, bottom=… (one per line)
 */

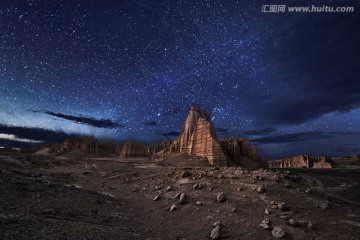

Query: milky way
left=0, top=0, right=359, bottom=158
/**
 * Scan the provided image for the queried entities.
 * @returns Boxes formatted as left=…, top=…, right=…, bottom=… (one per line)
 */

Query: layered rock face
left=51, top=136, right=98, bottom=155
left=221, top=138, right=264, bottom=169
left=42, top=137, right=123, bottom=156
left=119, top=141, right=149, bottom=158
left=170, top=106, right=228, bottom=166
left=147, top=140, right=171, bottom=155
left=97, top=142, right=123, bottom=156
left=268, top=155, right=332, bottom=168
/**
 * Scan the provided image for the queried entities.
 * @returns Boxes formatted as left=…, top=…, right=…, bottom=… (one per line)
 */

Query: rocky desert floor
left=0, top=152, right=359, bottom=240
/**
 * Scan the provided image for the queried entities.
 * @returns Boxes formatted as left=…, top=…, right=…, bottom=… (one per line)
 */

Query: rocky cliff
left=268, top=155, right=333, bottom=168
left=38, top=137, right=123, bottom=156
left=119, top=141, right=149, bottom=158
left=221, top=137, right=265, bottom=169
left=147, top=140, right=171, bottom=155
left=97, top=142, right=123, bottom=156
left=170, top=106, right=228, bottom=166
left=49, top=136, right=98, bottom=155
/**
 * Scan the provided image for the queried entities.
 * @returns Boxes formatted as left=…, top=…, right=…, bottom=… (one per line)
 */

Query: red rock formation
left=170, top=106, right=227, bottom=166
left=147, top=140, right=171, bottom=155
left=311, top=156, right=333, bottom=168
left=97, top=142, right=123, bottom=156
left=55, top=136, right=98, bottom=154
left=221, top=137, right=265, bottom=169
left=268, top=155, right=332, bottom=168
left=38, top=137, right=122, bottom=156
left=120, top=141, right=149, bottom=158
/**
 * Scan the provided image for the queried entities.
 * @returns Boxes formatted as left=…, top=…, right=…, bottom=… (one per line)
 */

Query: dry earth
left=0, top=152, right=359, bottom=240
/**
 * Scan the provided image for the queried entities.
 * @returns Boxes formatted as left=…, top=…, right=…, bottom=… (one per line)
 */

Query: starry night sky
left=0, top=0, right=359, bottom=159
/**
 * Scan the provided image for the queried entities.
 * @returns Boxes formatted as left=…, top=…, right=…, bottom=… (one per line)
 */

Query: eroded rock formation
left=221, top=137, right=265, bottom=169
left=268, top=155, right=332, bottom=168
left=170, top=106, right=228, bottom=166
left=119, top=141, right=149, bottom=158
left=147, top=140, right=171, bottom=155
left=97, top=142, right=123, bottom=156
left=53, top=136, right=98, bottom=155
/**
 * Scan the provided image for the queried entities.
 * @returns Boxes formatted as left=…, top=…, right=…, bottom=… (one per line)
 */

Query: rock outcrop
left=36, top=137, right=123, bottom=156
left=268, top=155, right=333, bottom=168
left=147, top=140, right=171, bottom=155
left=119, top=141, right=149, bottom=158
left=221, top=137, right=265, bottom=169
left=51, top=136, right=98, bottom=155
left=97, top=142, right=123, bottom=156
left=170, top=106, right=228, bottom=166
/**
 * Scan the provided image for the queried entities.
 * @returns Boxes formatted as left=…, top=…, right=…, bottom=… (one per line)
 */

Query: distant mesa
left=34, top=136, right=171, bottom=158
left=268, top=155, right=333, bottom=168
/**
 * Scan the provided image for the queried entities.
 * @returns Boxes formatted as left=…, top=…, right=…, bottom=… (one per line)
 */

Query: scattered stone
left=231, top=208, right=237, bottom=213
left=265, top=209, right=270, bottom=214
left=270, top=201, right=278, bottom=205
left=170, top=205, right=177, bottom=212
left=307, top=221, right=316, bottom=230
left=193, top=183, right=205, bottom=189
left=195, top=201, right=202, bottom=205
left=236, top=187, right=243, bottom=191
left=210, top=225, right=221, bottom=240
left=166, top=186, right=172, bottom=191
left=182, top=170, right=191, bottom=177
left=175, top=193, right=181, bottom=198
left=155, top=186, right=161, bottom=190
left=257, top=185, right=265, bottom=193
left=277, top=203, right=286, bottom=211
left=178, top=193, right=186, bottom=205
left=242, top=195, right=247, bottom=198
left=317, top=202, right=328, bottom=210
left=262, top=218, right=271, bottom=224
left=279, top=215, right=289, bottom=220
left=217, top=192, right=226, bottom=202
left=212, top=221, right=222, bottom=227
left=305, top=188, right=313, bottom=194
left=153, top=194, right=161, bottom=201
left=272, top=226, right=285, bottom=238
left=259, top=223, right=271, bottom=230
left=289, top=219, right=300, bottom=227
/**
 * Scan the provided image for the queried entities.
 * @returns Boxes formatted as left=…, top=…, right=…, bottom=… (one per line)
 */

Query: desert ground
left=1, top=152, right=359, bottom=240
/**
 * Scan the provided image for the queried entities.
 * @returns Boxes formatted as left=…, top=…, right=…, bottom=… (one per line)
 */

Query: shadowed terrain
left=1, top=153, right=359, bottom=239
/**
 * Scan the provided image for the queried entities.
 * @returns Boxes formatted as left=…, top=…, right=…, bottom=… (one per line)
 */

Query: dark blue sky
left=0, top=0, right=359, bottom=159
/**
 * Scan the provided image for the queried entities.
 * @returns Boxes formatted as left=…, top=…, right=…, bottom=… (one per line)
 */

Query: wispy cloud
left=244, top=127, right=277, bottom=136
left=0, top=133, right=44, bottom=143
left=163, top=131, right=180, bottom=138
left=251, top=131, right=332, bottom=144
left=31, top=110, right=125, bottom=128
left=143, top=121, right=159, bottom=126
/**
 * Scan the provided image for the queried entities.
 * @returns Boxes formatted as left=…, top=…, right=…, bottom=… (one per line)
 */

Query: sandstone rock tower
left=170, top=105, right=228, bottom=166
